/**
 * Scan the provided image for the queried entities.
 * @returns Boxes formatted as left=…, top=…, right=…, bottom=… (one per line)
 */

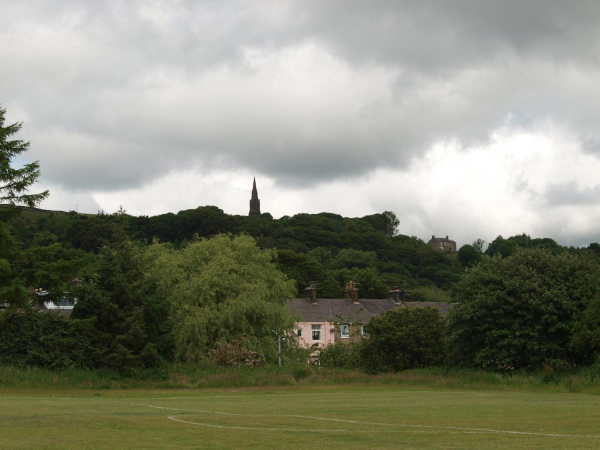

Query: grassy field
left=2, top=384, right=600, bottom=449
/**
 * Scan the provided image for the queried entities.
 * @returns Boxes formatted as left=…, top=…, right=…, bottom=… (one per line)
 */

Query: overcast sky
left=2, top=0, right=600, bottom=247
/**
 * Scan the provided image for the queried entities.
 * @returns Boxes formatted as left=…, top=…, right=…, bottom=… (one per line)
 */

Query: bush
left=355, top=307, right=446, bottom=373
left=318, top=342, right=355, bottom=368
left=0, top=311, right=102, bottom=369
left=208, top=336, right=265, bottom=367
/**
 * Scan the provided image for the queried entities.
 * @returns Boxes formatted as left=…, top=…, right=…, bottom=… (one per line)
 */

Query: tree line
left=2, top=104, right=600, bottom=375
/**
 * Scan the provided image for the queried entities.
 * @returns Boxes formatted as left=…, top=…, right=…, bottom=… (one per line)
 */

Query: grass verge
left=1, top=364, right=600, bottom=394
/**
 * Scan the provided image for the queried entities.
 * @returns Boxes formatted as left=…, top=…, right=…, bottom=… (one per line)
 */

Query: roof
left=429, top=237, right=455, bottom=243
left=286, top=298, right=454, bottom=322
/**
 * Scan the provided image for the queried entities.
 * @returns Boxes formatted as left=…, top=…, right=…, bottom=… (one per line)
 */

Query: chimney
left=303, top=286, right=317, bottom=303
left=432, top=235, right=435, bottom=240
left=387, top=286, right=402, bottom=304
left=344, top=280, right=359, bottom=303
left=446, top=235, right=449, bottom=239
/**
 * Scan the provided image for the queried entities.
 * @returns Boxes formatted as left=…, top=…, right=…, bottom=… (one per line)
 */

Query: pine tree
left=0, top=106, right=49, bottom=216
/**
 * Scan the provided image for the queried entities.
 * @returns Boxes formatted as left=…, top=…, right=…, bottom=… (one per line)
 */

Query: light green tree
left=147, top=234, right=298, bottom=362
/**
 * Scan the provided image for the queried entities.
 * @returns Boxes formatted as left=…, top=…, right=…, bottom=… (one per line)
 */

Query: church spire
left=249, top=177, right=261, bottom=219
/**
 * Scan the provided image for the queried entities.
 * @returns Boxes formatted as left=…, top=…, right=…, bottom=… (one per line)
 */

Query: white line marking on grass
left=135, top=404, right=600, bottom=439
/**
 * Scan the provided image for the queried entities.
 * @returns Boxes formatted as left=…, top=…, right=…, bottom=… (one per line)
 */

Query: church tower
left=249, top=177, right=261, bottom=219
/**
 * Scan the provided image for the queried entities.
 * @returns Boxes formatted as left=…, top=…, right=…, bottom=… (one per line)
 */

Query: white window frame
left=360, top=326, right=365, bottom=336
left=311, top=324, right=321, bottom=341
left=340, top=324, right=350, bottom=339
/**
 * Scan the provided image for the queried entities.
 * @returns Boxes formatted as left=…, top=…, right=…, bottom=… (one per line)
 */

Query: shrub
left=318, top=342, right=355, bottom=368
left=208, top=336, right=265, bottom=367
left=355, top=307, right=446, bottom=373
left=0, top=310, right=102, bottom=369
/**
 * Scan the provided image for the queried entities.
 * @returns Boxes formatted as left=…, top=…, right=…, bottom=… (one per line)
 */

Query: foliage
left=72, top=229, right=169, bottom=371
left=382, top=211, right=400, bottom=237
left=318, top=342, right=356, bottom=368
left=472, top=238, right=486, bottom=253
left=447, top=248, right=600, bottom=370
left=147, top=234, right=298, bottom=363
left=408, top=286, right=451, bottom=303
left=458, top=244, right=481, bottom=267
left=0, top=106, right=49, bottom=215
left=486, top=234, right=564, bottom=258
left=355, top=307, right=446, bottom=373
left=0, top=310, right=102, bottom=369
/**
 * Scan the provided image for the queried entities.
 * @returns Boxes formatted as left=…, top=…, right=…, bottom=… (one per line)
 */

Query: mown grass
left=1, top=363, right=600, bottom=395
left=2, top=383, right=600, bottom=449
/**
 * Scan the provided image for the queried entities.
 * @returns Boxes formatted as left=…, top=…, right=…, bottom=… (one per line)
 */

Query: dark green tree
left=448, top=248, right=600, bottom=370
left=72, top=229, right=169, bottom=371
left=0, top=106, right=49, bottom=215
left=457, top=244, right=481, bottom=267
left=382, top=210, right=400, bottom=237
left=356, top=306, right=446, bottom=373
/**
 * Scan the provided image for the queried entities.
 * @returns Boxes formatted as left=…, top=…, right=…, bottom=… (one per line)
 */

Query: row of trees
left=320, top=247, right=600, bottom=373
left=2, top=104, right=600, bottom=374
left=1, top=233, right=301, bottom=371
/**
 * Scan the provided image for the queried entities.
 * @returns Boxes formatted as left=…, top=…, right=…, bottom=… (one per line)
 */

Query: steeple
left=249, top=177, right=261, bottom=219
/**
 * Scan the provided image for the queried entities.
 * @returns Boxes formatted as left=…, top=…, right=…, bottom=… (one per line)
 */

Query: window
left=311, top=324, right=321, bottom=340
left=360, top=326, right=365, bottom=336
left=297, top=328, right=302, bottom=337
left=340, top=324, right=350, bottom=338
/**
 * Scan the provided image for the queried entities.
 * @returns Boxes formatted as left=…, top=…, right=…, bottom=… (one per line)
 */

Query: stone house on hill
left=285, top=281, right=454, bottom=350
left=428, top=235, right=457, bottom=252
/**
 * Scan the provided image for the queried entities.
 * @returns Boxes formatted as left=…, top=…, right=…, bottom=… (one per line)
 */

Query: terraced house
left=286, top=281, right=453, bottom=350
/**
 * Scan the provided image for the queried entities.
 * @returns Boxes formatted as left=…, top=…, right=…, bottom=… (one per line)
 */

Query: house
left=286, top=281, right=454, bottom=351
left=428, top=235, right=457, bottom=252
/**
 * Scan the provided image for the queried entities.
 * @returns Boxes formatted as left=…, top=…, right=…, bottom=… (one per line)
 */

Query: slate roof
left=286, top=298, right=454, bottom=322
left=429, top=237, right=455, bottom=243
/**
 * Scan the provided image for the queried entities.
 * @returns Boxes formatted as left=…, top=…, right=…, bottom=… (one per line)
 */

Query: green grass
left=2, top=364, right=600, bottom=394
left=1, top=384, right=600, bottom=449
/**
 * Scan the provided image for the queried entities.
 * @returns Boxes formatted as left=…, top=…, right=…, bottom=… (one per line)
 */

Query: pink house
left=286, top=282, right=454, bottom=353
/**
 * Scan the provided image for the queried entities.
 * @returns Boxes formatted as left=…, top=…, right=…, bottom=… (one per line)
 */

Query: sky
left=1, top=0, right=600, bottom=248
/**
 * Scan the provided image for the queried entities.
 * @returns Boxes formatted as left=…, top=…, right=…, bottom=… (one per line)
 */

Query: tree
left=72, top=229, right=169, bottom=371
left=146, top=234, right=297, bottom=363
left=472, top=238, right=486, bottom=253
left=382, top=211, right=400, bottom=237
left=457, top=244, right=481, bottom=267
left=356, top=306, right=446, bottom=373
left=447, top=248, right=600, bottom=370
left=0, top=106, right=49, bottom=215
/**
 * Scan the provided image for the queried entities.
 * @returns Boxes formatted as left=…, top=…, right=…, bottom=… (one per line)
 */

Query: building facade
left=286, top=283, right=454, bottom=353
left=428, top=235, right=457, bottom=251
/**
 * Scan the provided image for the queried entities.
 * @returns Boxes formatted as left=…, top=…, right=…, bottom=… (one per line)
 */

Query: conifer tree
left=0, top=106, right=49, bottom=215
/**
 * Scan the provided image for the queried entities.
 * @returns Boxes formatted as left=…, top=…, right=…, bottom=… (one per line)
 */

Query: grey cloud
left=544, top=182, right=600, bottom=207
left=2, top=0, right=600, bottom=191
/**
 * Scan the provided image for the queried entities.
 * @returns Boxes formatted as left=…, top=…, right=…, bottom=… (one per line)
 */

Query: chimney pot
left=303, top=286, right=317, bottom=303
left=388, top=286, right=402, bottom=304
left=344, top=280, right=359, bottom=303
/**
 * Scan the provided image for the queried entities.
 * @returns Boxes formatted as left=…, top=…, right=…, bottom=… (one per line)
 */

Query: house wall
left=295, top=321, right=335, bottom=348
left=333, top=324, right=365, bottom=344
